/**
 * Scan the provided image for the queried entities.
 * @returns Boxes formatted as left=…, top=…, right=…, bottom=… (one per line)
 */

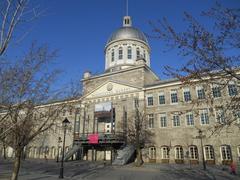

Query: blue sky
left=5, top=0, right=240, bottom=91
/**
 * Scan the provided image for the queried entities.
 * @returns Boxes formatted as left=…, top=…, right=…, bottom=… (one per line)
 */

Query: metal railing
left=74, top=132, right=125, bottom=144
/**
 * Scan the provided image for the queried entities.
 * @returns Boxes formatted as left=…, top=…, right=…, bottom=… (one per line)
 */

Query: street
left=0, top=159, right=239, bottom=180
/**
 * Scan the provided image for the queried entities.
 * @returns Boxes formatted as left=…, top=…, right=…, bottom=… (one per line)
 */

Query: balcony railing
left=74, top=132, right=125, bottom=145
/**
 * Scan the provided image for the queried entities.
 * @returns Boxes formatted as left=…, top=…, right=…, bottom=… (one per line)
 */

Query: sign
left=88, top=134, right=99, bottom=144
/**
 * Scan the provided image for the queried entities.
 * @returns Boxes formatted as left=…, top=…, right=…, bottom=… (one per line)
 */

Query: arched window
left=149, top=146, right=156, bottom=159
left=143, top=50, right=146, bottom=59
left=189, top=145, right=198, bottom=160
left=51, top=147, right=56, bottom=159
left=59, top=147, right=62, bottom=156
left=28, top=147, right=32, bottom=158
left=161, top=146, right=169, bottom=159
left=45, top=146, right=49, bottom=156
left=220, top=145, right=232, bottom=160
left=39, top=147, right=44, bottom=158
left=136, top=47, right=140, bottom=59
left=111, top=49, right=115, bottom=62
left=127, top=46, right=132, bottom=59
left=33, top=147, right=37, bottom=158
left=204, top=145, right=214, bottom=160
left=118, top=47, right=123, bottom=59
left=175, top=146, right=183, bottom=159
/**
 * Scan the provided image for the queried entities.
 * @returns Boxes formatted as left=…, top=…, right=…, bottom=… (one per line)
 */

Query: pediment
left=84, top=81, right=141, bottom=99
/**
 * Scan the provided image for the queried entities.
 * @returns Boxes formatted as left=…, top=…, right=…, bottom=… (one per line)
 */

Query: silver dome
left=106, top=26, right=149, bottom=46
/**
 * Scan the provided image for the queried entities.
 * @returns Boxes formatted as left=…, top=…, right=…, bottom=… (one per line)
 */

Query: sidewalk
left=140, top=163, right=240, bottom=180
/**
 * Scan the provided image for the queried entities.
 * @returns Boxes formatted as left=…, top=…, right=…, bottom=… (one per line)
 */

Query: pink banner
left=88, top=134, right=99, bottom=144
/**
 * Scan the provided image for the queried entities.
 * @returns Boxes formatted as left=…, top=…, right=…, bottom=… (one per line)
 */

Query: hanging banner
left=94, top=102, right=112, bottom=120
left=88, top=134, right=99, bottom=144
left=95, top=102, right=112, bottom=112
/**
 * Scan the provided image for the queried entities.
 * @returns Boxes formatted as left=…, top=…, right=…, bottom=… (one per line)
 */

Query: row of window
left=149, top=145, right=238, bottom=162
left=27, top=146, right=69, bottom=159
left=33, top=108, right=76, bottom=120
left=147, top=83, right=238, bottom=106
left=49, top=124, right=72, bottom=134
left=147, top=109, right=240, bottom=128
left=110, top=46, right=146, bottom=62
left=62, top=108, right=76, bottom=116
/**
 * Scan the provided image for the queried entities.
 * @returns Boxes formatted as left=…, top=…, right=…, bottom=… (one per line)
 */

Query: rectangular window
left=212, top=86, right=221, bottom=98
left=118, top=48, right=123, bottom=59
left=69, top=109, right=72, bottom=116
left=62, top=110, right=66, bottom=116
left=215, top=109, right=225, bottom=124
left=183, top=88, right=191, bottom=102
left=149, top=147, right=156, bottom=159
left=148, top=114, right=154, bottom=128
left=127, top=47, right=132, bottom=59
left=170, top=90, right=178, bottom=103
left=136, top=48, right=140, bottom=59
left=161, top=147, right=169, bottom=159
left=111, top=50, right=114, bottom=62
left=147, top=96, right=153, bottom=106
left=228, top=83, right=238, bottom=96
left=160, top=114, right=167, bottom=127
left=159, top=92, right=165, bottom=105
left=196, top=86, right=205, bottom=99
left=204, top=146, right=214, bottom=160
left=221, top=146, right=232, bottom=160
left=133, top=98, right=139, bottom=108
left=173, top=114, right=180, bottom=127
left=186, top=112, right=194, bottom=126
left=234, top=111, right=240, bottom=124
left=189, top=146, right=198, bottom=160
left=200, top=109, right=209, bottom=125
left=175, top=146, right=183, bottom=159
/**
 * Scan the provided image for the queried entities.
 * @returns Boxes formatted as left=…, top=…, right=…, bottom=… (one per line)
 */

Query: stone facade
left=1, top=15, right=240, bottom=166
left=77, top=62, right=240, bottom=165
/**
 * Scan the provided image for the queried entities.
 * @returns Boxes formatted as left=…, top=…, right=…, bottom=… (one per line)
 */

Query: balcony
left=74, top=132, right=125, bottom=147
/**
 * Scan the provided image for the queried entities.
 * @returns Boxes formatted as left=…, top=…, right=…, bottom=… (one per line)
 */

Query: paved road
left=0, top=159, right=239, bottom=180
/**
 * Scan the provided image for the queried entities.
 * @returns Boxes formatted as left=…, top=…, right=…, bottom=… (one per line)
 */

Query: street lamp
left=104, top=134, right=107, bottom=166
left=197, top=129, right=206, bottom=171
left=56, top=137, right=62, bottom=163
left=59, top=118, right=70, bottom=179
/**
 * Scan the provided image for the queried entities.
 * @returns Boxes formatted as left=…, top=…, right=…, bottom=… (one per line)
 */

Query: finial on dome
left=123, top=0, right=131, bottom=27
left=123, top=16, right=132, bottom=27
left=126, top=0, right=128, bottom=16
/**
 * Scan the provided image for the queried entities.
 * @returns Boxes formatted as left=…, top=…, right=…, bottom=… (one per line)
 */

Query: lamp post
left=56, top=137, right=62, bottom=163
left=104, top=134, right=107, bottom=166
left=196, top=129, right=206, bottom=170
left=59, top=118, right=70, bottom=179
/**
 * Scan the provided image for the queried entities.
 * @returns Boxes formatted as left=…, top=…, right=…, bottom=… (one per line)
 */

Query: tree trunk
left=136, top=146, right=143, bottom=167
left=3, top=144, right=6, bottom=159
left=11, top=148, right=22, bottom=180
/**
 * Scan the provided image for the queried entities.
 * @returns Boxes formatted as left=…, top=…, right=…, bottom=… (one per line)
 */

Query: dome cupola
left=104, top=16, right=150, bottom=72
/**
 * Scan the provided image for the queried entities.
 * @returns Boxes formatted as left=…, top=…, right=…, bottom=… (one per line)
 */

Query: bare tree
left=0, top=0, right=42, bottom=56
left=0, top=0, right=45, bottom=168
left=0, top=43, right=68, bottom=180
left=150, top=3, right=240, bottom=133
left=126, top=106, right=153, bottom=166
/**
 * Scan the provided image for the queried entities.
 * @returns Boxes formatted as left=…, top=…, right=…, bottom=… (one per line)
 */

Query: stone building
left=2, top=15, right=240, bottom=166
left=73, top=15, right=240, bottom=165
